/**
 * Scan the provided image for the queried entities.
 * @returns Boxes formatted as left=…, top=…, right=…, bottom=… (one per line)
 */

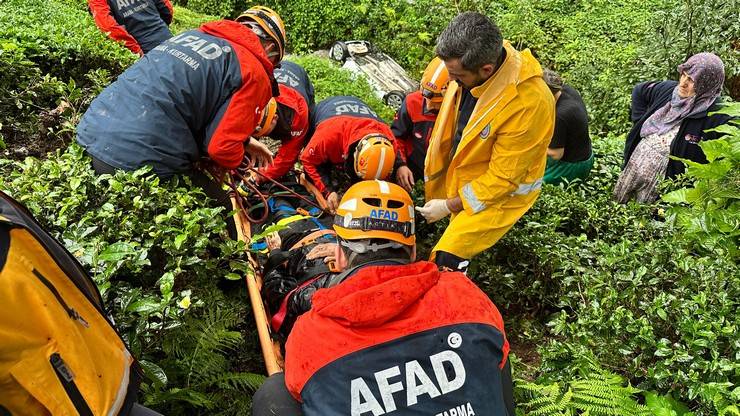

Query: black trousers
left=252, top=362, right=515, bottom=416
left=252, top=372, right=302, bottom=416
left=129, top=403, right=164, bottom=416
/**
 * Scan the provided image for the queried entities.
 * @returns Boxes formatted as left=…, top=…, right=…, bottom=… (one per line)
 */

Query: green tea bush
left=170, top=5, right=219, bottom=34
left=0, top=43, right=66, bottom=145
left=0, top=146, right=262, bottom=414
left=0, top=0, right=135, bottom=81
left=662, top=105, right=740, bottom=260
left=183, top=0, right=237, bottom=19
left=639, top=0, right=740, bottom=101
left=291, top=55, right=396, bottom=121
left=450, top=134, right=740, bottom=415
left=0, top=0, right=134, bottom=158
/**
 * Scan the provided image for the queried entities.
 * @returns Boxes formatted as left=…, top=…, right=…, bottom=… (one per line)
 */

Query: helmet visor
left=421, top=88, right=444, bottom=103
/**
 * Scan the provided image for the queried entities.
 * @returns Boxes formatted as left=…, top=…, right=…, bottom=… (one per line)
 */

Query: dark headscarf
left=640, top=52, right=725, bottom=137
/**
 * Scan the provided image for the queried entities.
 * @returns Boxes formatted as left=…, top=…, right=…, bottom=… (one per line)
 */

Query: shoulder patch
left=479, top=124, right=492, bottom=140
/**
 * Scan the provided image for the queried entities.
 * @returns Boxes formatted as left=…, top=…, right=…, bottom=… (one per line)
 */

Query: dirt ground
left=1, top=105, right=73, bottom=161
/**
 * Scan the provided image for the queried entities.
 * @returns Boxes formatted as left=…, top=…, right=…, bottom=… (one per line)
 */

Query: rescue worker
left=76, top=6, right=286, bottom=211
left=88, top=0, right=174, bottom=56
left=418, top=12, right=555, bottom=272
left=251, top=180, right=514, bottom=416
left=391, top=57, right=450, bottom=190
left=299, top=96, right=411, bottom=212
left=255, top=61, right=316, bottom=182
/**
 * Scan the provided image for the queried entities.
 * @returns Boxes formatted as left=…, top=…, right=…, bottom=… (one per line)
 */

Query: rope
left=202, top=156, right=329, bottom=226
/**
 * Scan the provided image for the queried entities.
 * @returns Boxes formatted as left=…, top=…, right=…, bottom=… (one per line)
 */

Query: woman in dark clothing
left=615, top=52, right=730, bottom=203
left=541, top=69, right=593, bottom=185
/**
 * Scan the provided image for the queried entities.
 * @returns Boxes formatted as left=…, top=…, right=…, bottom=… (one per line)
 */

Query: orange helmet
left=236, top=6, right=286, bottom=62
left=254, top=98, right=277, bottom=137
left=353, top=134, right=395, bottom=181
left=420, top=57, right=450, bottom=104
left=334, top=180, right=415, bottom=246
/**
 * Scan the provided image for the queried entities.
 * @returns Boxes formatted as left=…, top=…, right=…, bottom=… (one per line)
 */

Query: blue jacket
left=89, top=0, right=173, bottom=54
left=77, top=21, right=275, bottom=177
left=275, top=60, right=316, bottom=112
left=311, top=96, right=382, bottom=127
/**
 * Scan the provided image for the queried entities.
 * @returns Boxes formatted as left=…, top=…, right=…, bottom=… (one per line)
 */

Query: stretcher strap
left=289, top=229, right=336, bottom=251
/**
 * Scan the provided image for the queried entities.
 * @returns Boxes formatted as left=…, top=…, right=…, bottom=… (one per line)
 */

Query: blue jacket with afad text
left=76, top=21, right=275, bottom=177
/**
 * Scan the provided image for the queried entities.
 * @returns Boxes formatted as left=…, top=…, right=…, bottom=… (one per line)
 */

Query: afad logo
left=479, top=124, right=492, bottom=140
left=370, top=209, right=398, bottom=221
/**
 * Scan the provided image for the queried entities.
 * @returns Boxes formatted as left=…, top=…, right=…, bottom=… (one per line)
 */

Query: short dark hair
left=542, top=68, right=564, bottom=93
left=435, top=11, right=503, bottom=71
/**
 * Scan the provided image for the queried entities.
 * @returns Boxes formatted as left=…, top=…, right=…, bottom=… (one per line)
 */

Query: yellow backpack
left=0, top=191, right=141, bottom=416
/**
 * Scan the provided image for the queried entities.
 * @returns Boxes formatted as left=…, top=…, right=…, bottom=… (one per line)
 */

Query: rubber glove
left=415, top=199, right=451, bottom=223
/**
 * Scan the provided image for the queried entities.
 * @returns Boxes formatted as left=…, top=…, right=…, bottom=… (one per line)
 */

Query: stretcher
left=228, top=169, right=329, bottom=375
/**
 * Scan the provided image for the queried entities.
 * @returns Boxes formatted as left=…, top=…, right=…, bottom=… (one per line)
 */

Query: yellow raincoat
left=424, top=41, right=555, bottom=260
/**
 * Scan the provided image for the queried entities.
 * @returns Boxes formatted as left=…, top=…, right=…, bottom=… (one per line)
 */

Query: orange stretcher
left=231, top=172, right=328, bottom=375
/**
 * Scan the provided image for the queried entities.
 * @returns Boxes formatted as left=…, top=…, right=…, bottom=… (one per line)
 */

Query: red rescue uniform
left=284, top=261, right=511, bottom=415
left=88, top=0, right=174, bottom=55
left=391, top=91, right=438, bottom=180
left=300, top=96, right=404, bottom=196
left=260, top=84, right=310, bottom=180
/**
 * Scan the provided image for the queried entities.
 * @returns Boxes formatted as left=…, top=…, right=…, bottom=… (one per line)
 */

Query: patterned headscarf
left=640, top=52, right=725, bottom=137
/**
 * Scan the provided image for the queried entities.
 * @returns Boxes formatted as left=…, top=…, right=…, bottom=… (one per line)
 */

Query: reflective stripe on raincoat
left=424, top=41, right=555, bottom=260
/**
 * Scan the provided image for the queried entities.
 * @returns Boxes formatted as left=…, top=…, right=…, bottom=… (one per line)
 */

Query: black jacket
left=624, top=80, right=731, bottom=179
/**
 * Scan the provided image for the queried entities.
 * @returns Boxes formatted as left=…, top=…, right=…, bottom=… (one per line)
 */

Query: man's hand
left=245, top=139, right=274, bottom=169
left=326, top=192, right=340, bottom=214
left=306, top=243, right=337, bottom=262
left=415, top=199, right=451, bottom=223
left=396, top=165, right=415, bottom=192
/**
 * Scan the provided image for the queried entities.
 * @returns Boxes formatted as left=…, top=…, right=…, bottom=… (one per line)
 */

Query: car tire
left=383, top=91, right=406, bottom=110
left=329, top=41, right=349, bottom=63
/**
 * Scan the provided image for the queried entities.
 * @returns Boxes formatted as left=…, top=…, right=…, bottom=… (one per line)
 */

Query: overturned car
left=329, top=40, right=418, bottom=110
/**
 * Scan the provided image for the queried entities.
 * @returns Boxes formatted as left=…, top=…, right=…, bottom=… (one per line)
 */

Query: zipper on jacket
left=50, top=353, right=94, bottom=416
left=32, top=268, right=89, bottom=328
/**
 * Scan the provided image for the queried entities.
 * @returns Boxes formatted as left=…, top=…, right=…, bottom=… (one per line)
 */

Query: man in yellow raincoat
left=416, top=11, right=555, bottom=272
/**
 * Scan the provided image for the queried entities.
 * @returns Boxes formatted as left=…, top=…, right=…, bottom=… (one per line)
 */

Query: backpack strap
left=0, top=222, right=10, bottom=272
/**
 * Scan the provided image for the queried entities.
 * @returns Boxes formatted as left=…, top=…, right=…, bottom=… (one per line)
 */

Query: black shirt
left=549, top=85, right=591, bottom=162
left=450, top=86, right=477, bottom=158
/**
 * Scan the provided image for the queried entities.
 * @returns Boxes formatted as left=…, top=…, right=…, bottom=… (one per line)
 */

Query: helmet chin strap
left=340, top=239, right=402, bottom=254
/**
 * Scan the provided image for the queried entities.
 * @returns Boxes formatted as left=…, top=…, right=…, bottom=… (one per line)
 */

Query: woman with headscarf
left=614, top=52, right=730, bottom=203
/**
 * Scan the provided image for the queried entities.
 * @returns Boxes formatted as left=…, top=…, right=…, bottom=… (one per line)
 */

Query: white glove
left=415, top=199, right=451, bottom=223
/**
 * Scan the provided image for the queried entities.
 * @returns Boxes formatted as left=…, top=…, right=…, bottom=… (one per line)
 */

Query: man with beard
left=417, top=12, right=555, bottom=273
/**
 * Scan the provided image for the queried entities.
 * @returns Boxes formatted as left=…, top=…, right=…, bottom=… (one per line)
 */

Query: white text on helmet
left=370, top=209, right=398, bottom=221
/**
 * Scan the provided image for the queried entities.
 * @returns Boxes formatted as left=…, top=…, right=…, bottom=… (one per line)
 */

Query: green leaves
left=98, top=241, right=138, bottom=262
left=140, top=360, right=169, bottom=389
left=0, top=144, right=257, bottom=413
left=662, top=105, right=740, bottom=261
left=644, top=392, right=696, bottom=416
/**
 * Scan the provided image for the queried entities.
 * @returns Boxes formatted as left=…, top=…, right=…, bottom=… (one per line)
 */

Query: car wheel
left=329, top=41, right=349, bottom=63
left=383, top=91, right=405, bottom=110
